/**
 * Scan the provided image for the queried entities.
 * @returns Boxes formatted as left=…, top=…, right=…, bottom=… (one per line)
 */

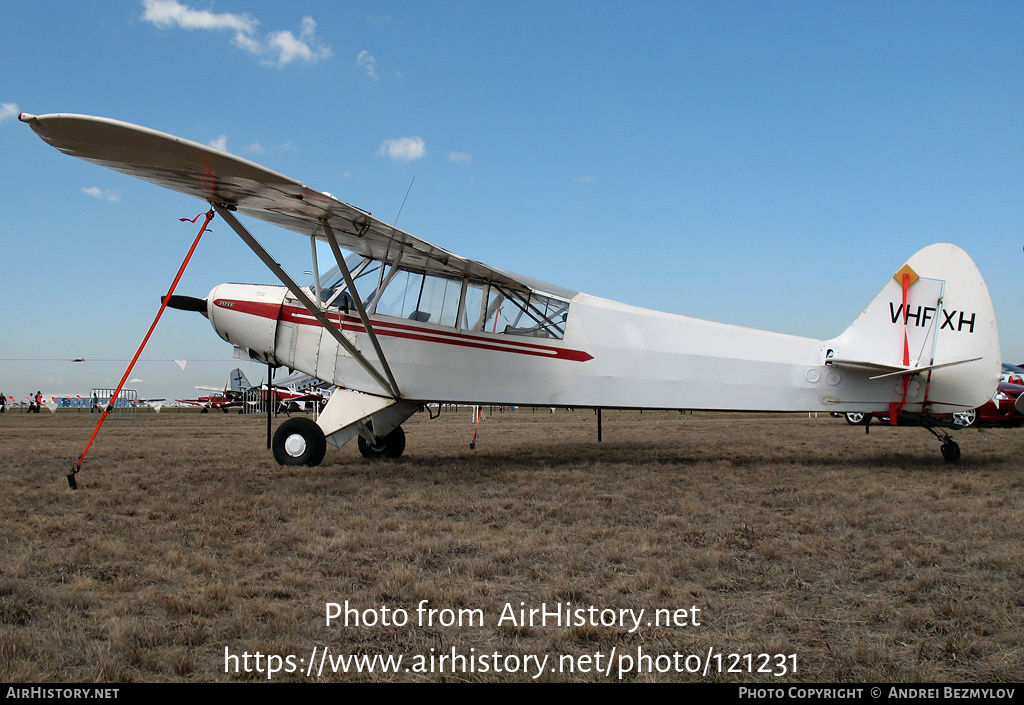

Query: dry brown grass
left=1, top=407, right=1022, bottom=682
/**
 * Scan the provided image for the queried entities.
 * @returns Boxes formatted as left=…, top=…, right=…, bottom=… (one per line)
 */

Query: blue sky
left=2, top=1, right=1023, bottom=402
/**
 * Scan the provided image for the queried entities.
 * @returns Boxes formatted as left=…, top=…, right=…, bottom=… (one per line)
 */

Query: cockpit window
left=463, top=281, right=567, bottom=338
left=315, top=256, right=570, bottom=339
left=319, top=256, right=381, bottom=312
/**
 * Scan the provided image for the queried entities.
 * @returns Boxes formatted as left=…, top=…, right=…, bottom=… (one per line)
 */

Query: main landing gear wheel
left=273, top=417, right=327, bottom=466
left=358, top=425, right=406, bottom=459
left=941, top=440, right=961, bottom=465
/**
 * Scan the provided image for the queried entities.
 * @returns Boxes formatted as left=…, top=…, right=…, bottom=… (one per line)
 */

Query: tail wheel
left=358, top=425, right=406, bottom=459
left=273, top=417, right=327, bottom=466
left=941, top=441, right=961, bottom=465
left=951, top=409, right=977, bottom=427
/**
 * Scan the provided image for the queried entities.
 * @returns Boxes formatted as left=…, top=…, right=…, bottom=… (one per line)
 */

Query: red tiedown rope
left=69, top=209, right=214, bottom=489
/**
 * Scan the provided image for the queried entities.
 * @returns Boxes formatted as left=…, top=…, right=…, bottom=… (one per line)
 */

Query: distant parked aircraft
left=178, top=368, right=326, bottom=413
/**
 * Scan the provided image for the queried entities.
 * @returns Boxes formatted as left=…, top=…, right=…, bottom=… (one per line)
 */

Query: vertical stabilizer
left=825, top=243, right=1000, bottom=413
left=229, top=368, right=251, bottom=393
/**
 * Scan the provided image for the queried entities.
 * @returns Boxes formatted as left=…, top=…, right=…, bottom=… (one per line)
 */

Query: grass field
left=1, top=407, right=1022, bottom=682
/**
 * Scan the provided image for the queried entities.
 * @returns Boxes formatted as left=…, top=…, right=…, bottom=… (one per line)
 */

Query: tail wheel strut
left=922, top=424, right=960, bottom=465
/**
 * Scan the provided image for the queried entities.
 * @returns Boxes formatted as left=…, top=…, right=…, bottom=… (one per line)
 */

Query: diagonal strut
left=213, top=204, right=399, bottom=399
left=319, top=219, right=401, bottom=399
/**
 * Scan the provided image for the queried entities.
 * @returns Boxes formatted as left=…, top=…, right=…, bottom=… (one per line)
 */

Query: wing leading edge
left=20, top=112, right=567, bottom=297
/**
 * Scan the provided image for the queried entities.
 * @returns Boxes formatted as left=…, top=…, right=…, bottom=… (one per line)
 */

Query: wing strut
left=320, top=219, right=401, bottom=399
left=310, top=234, right=322, bottom=307
left=213, top=204, right=400, bottom=399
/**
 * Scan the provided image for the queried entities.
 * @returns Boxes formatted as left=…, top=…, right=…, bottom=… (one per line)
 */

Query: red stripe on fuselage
left=213, top=298, right=593, bottom=362
left=213, top=298, right=282, bottom=320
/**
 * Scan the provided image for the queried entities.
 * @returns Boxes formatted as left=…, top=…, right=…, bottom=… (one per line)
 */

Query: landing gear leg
left=313, top=389, right=419, bottom=460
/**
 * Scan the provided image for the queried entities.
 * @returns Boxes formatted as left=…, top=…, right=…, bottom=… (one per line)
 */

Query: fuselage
left=205, top=281, right=908, bottom=414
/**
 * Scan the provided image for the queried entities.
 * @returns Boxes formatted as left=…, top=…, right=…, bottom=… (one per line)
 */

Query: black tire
left=951, top=409, right=977, bottom=428
left=941, top=441, right=961, bottom=465
left=358, top=425, right=406, bottom=459
left=273, top=417, right=327, bottom=466
left=844, top=412, right=872, bottom=425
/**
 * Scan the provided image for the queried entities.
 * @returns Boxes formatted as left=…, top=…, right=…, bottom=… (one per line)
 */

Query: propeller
left=162, top=295, right=208, bottom=318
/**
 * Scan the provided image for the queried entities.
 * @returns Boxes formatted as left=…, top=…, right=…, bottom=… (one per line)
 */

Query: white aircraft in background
left=21, top=113, right=1001, bottom=465
left=265, top=369, right=332, bottom=413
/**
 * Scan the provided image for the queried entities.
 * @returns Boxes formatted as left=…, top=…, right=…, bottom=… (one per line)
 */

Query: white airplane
left=20, top=113, right=1001, bottom=465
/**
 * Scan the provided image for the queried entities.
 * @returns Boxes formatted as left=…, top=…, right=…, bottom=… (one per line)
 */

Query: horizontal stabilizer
left=866, top=357, right=982, bottom=380
left=829, top=357, right=982, bottom=380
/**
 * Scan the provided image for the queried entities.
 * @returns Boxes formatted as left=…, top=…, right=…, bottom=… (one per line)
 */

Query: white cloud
left=266, top=17, right=331, bottom=67
left=82, top=187, right=121, bottom=202
left=378, top=137, right=426, bottom=161
left=0, top=103, right=19, bottom=123
left=448, top=152, right=472, bottom=164
left=573, top=175, right=595, bottom=184
left=141, top=1, right=330, bottom=67
left=232, top=32, right=263, bottom=55
left=357, top=50, right=378, bottom=81
left=208, top=135, right=228, bottom=151
left=142, top=0, right=255, bottom=34
left=244, top=142, right=265, bottom=154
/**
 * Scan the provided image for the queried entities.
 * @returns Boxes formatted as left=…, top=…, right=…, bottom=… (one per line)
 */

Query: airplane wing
left=20, top=113, right=571, bottom=299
